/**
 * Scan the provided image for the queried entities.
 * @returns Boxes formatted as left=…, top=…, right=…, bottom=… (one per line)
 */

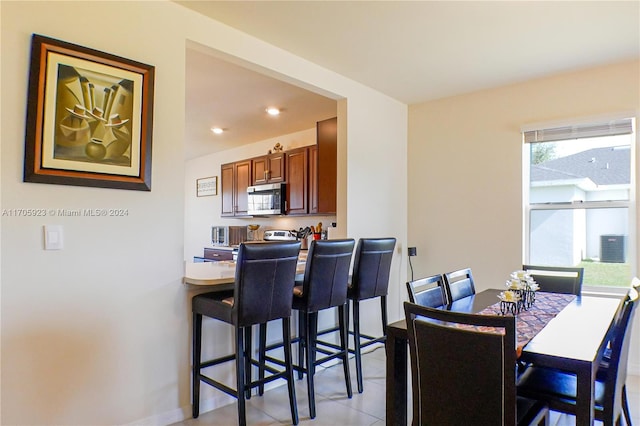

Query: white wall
left=1, top=1, right=408, bottom=424
left=408, top=59, right=640, bottom=373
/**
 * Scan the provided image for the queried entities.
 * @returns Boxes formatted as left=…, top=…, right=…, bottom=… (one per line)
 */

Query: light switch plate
left=44, top=225, right=64, bottom=250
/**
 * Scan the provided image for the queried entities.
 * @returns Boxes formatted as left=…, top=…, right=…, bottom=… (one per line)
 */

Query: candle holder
left=498, top=290, right=521, bottom=315
left=506, top=271, right=539, bottom=311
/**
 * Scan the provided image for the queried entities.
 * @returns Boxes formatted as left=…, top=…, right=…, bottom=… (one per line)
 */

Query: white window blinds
left=523, top=118, right=633, bottom=143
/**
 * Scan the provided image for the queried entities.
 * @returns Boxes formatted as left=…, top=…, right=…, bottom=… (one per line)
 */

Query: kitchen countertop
left=184, top=256, right=307, bottom=287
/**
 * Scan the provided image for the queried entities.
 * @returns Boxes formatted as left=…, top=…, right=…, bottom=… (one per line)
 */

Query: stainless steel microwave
left=247, top=183, right=285, bottom=215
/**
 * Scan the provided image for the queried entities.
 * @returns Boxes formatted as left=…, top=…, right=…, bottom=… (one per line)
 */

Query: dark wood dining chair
left=517, top=286, right=638, bottom=426
left=192, top=241, right=301, bottom=426
left=597, top=279, right=639, bottom=426
left=403, top=302, right=549, bottom=425
left=522, top=265, right=584, bottom=295
left=406, top=274, right=447, bottom=307
left=443, top=267, right=476, bottom=303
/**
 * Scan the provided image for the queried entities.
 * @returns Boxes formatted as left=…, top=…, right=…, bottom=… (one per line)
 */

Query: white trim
left=521, top=111, right=637, bottom=134
left=529, top=201, right=630, bottom=210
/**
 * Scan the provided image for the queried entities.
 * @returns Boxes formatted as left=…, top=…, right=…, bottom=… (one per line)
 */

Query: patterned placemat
left=477, top=292, right=576, bottom=356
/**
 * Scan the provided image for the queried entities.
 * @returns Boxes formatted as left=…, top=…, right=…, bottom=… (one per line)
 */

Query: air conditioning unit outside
left=600, top=235, right=626, bottom=263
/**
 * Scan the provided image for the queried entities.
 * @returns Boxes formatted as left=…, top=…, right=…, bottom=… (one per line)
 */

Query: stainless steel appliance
left=211, top=225, right=247, bottom=246
left=247, top=183, right=285, bottom=215
left=263, top=229, right=297, bottom=241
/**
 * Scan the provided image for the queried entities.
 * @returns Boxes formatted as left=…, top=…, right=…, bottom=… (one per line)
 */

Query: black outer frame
left=23, top=34, right=155, bottom=191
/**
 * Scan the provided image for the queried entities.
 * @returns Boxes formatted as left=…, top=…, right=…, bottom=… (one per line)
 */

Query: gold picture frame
left=197, top=176, right=218, bottom=197
left=24, top=34, right=155, bottom=191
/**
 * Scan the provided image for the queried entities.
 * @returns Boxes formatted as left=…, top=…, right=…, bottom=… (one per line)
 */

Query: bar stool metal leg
left=282, top=317, right=299, bottom=425
left=297, top=310, right=305, bottom=380
left=339, top=303, right=353, bottom=398
left=258, top=322, right=267, bottom=396
left=352, top=300, right=363, bottom=393
left=235, top=327, right=247, bottom=426
left=304, top=312, right=318, bottom=418
left=192, top=312, right=202, bottom=418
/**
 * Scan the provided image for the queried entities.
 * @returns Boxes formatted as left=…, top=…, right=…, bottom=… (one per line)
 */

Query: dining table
left=385, top=288, right=624, bottom=426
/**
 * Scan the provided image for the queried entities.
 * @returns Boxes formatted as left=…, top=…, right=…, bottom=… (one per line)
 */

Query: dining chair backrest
left=443, top=267, right=476, bottom=303
left=299, top=239, right=355, bottom=312
left=404, top=301, right=518, bottom=425
left=406, top=275, right=447, bottom=307
left=522, top=265, right=584, bottom=295
left=232, top=241, right=301, bottom=327
left=349, top=237, right=397, bottom=300
left=602, top=287, right=638, bottom=421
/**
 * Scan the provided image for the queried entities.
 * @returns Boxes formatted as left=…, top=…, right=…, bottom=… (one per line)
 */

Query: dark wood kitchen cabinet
left=221, top=159, right=251, bottom=217
left=310, top=117, right=337, bottom=214
left=252, top=152, right=285, bottom=185
left=220, top=117, right=336, bottom=217
left=285, top=147, right=308, bottom=215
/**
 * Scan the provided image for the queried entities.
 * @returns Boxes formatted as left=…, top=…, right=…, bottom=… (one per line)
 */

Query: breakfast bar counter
left=183, top=256, right=307, bottom=288
left=184, top=261, right=238, bottom=287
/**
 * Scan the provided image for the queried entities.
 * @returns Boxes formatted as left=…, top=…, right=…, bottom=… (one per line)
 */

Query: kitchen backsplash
left=215, top=215, right=337, bottom=243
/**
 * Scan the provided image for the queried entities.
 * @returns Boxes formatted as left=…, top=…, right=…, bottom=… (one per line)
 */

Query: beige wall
left=408, top=59, right=640, bottom=373
left=1, top=1, right=407, bottom=424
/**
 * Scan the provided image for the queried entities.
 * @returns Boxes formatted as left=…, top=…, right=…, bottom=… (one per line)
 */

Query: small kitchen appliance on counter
left=263, top=229, right=297, bottom=241
left=211, top=225, right=247, bottom=247
left=247, top=224, right=260, bottom=241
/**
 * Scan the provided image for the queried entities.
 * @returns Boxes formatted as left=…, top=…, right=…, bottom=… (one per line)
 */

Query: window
left=523, top=118, right=635, bottom=288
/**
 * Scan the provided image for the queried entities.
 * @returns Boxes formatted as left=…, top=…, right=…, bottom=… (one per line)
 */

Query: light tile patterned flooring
left=174, top=346, right=640, bottom=425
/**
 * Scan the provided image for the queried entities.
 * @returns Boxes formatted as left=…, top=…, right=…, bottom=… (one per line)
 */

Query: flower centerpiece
left=498, top=289, right=521, bottom=315
left=506, top=270, right=539, bottom=309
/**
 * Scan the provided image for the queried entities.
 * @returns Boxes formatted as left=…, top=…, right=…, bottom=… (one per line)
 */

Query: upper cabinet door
left=234, top=160, right=252, bottom=216
left=286, top=147, right=308, bottom=215
left=311, top=117, right=337, bottom=214
left=252, top=153, right=285, bottom=185
left=220, top=159, right=252, bottom=217
left=220, top=163, right=234, bottom=217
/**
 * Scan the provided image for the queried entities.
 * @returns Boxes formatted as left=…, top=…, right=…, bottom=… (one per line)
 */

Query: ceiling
left=179, top=1, right=639, bottom=160
left=185, top=46, right=337, bottom=159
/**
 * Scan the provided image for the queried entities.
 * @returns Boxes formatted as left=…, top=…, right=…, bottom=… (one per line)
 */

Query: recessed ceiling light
left=266, top=107, right=280, bottom=116
left=211, top=127, right=224, bottom=134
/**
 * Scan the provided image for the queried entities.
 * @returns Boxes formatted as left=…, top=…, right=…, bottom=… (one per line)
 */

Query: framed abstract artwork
left=24, top=34, right=155, bottom=191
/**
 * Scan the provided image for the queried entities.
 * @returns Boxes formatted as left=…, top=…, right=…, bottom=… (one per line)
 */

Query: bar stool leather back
left=347, top=237, right=396, bottom=393
left=192, top=241, right=301, bottom=426
left=291, top=239, right=355, bottom=419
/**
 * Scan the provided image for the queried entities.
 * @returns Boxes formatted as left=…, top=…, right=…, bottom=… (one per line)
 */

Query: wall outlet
left=408, top=247, right=417, bottom=257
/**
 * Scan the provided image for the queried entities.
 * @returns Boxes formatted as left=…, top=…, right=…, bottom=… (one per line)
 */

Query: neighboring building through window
left=523, top=118, right=635, bottom=288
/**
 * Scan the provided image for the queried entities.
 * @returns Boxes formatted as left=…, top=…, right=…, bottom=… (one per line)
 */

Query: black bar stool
left=315, top=237, right=396, bottom=394
left=192, top=241, right=301, bottom=426
left=346, top=237, right=396, bottom=393
left=260, top=239, right=355, bottom=419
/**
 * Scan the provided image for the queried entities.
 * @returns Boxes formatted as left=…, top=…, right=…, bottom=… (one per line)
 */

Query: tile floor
left=175, top=346, right=640, bottom=425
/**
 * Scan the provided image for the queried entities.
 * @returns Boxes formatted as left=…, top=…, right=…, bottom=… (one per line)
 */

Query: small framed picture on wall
left=196, top=176, right=217, bottom=197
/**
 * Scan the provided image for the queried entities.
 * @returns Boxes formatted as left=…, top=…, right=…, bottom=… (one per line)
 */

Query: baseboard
left=121, top=393, right=235, bottom=426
